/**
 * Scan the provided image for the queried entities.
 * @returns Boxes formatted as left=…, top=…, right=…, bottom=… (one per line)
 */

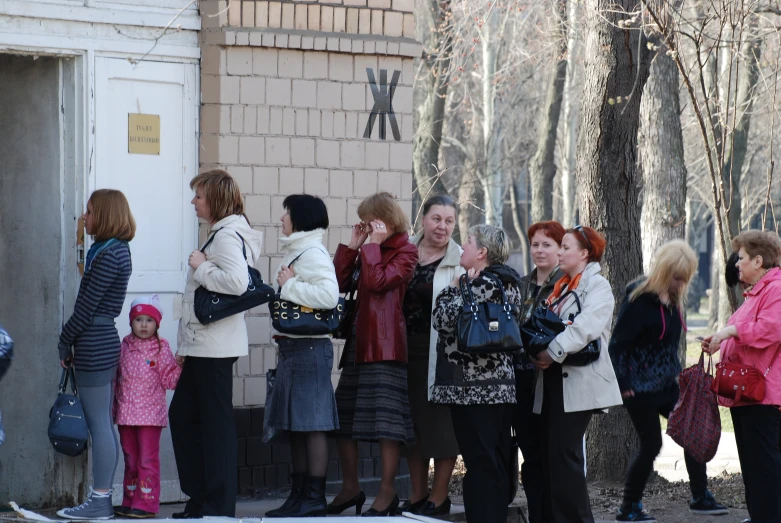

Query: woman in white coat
left=265, top=194, right=341, bottom=518
left=170, top=169, right=264, bottom=519
left=529, top=225, right=622, bottom=523
left=400, top=195, right=464, bottom=516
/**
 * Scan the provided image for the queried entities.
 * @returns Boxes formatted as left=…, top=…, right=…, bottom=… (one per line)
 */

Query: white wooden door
left=94, top=56, right=198, bottom=502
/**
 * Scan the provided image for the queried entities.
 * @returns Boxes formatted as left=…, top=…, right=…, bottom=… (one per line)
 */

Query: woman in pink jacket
left=703, top=231, right=781, bottom=523
left=114, top=295, right=182, bottom=519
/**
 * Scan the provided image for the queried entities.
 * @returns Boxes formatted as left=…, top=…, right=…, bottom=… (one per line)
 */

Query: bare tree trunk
left=560, top=0, right=580, bottom=227
left=510, top=178, right=531, bottom=274
left=458, top=174, right=479, bottom=244
left=411, top=0, right=452, bottom=210
left=639, top=49, right=687, bottom=271
left=577, top=0, right=650, bottom=481
left=530, top=0, right=568, bottom=223
left=709, top=244, right=721, bottom=330
left=482, top=9, right=502, bottom=227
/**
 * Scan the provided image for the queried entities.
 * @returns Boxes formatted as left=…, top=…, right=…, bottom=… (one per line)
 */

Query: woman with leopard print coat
left=431, top=224, right=521, bottom=523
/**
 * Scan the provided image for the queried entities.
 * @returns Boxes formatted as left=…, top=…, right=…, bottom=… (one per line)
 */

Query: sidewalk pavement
left=655, top=431, right=740, bottom=482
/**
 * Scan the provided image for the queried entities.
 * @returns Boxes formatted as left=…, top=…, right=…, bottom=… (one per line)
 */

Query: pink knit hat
left=130, top=294, right=163, bottom=327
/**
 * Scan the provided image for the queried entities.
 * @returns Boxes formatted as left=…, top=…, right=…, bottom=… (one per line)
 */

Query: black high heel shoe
left=326, top=490, right=366, bottom=515
left=362, top=495, right=400, bottom=517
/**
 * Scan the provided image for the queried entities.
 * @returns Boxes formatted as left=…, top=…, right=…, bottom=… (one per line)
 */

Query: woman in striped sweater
left=57, top=189, right=135, bottom=521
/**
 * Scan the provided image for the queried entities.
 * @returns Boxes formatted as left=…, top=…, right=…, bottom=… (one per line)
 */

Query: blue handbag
left=48, top=366, right=89, bottom=457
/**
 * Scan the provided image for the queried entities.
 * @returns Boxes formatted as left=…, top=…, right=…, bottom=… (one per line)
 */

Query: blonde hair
left=190, top=169, right=246, bottom=223
left=357, top=192, right=410, bottom=235
left=468, top=224, right=512, bottom=265
left=89, top=189, right=136, bottom=242
left=630, top=239, right=697, bottom=309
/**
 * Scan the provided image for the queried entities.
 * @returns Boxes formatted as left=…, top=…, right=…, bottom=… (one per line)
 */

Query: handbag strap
left=58, top=366, right=78, bottom=395
left=200, top=228, right=249, bottom=261
left=459, top=272, right=515, bottom=317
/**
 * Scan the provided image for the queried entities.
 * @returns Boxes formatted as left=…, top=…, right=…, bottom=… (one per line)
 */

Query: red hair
left=567, top=226, right=607, bottom=263
left=527, top=221, right=565, bottom=245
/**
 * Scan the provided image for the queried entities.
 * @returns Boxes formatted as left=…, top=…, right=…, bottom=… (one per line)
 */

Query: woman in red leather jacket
left=328, top=192, right=418, bottom=517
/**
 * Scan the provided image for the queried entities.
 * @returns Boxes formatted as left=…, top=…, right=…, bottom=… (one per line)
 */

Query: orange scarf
left=546, top=273, right=583, bottom=307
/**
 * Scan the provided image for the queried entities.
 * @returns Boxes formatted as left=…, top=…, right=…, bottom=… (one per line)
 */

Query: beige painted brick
left=326, top=37, right=339, bottom=51
left=258, top=106, right=270, bottom=133
left=358, top=9, right=371, bottom=34
left=307, top=5, right=321, bottom=30
left=334, top=7, right=348, bottom=33
left=290, top=34, right=302, bottom=48
left=342, top=84, right=365, bottom=111
left=321, top=110, right=333, bottom=137
left=325, top=198, right=347, bottom=225
left=366, top=142, right=390, bottom=169
left=291, top=138, right=316, bottom=166
left=329, top=170, right=352, bottom=196
left=239, top=136, right=264, bottom=164
left=329, top=54, right=353, bottom=82
left=304, top=168, right=329, bottom=194
left=232, top=378, right=244, bottom=407
left=402, top=58, right=414, bottom=86
left=279, top=167, right=305, bottom=193
left=282, top=3, right=295, bottom=29
left=302, top=36, right=315, bottom=50
left=341, top=142, right=365, bottom=168
left=228, top=0, right=241, bottom=25
left=264, top=226, right=279, bottom=254
left=384, top=11, right=403, bottom=37
left=201, top=104, right=228, bottom=134
left=201, top=46, right=227, bottom=75
left=277, top=34, right=289, bottom=48
left=230, top=166, right=254, bottom=194
left=242, top=0, right=256, bottom=26
left=402, top=13, right=415, bottom=38
left=236, top=31, right=250, bottom=46
left=218, top=135, right=239, bottom=163
left=266, top=137, right=291, bottom=165
left=244, top=106, right=258, bottom=134
left=333, top=112, right=346, bottom=138
left=278, top=50, right=304, bottom=78
left=253, top=48, right=278, bottom=76
left=364, top=40, right=376, bottom=54
left=253, top=255, right=271, bottom=279
left=200, top=0, right=226, bottom=29
left=378, top=171, right=402, bottom=195
left=245, top=194, right=272, bottom=224
left=268, top=2, right=282, bottom=27
left=352, top=39, right=364, bottom=53
left=309, top=110, right=321, bottom=136
left=304, top=54, right=328, bottom=81
left=295, top=4, right=307, bottom=30
left=224, top=31, right=237, bottom=45
left=262, top=33, right=275, bottom=47
left=400, top=113, right=412, bottom=140
left=200, top=134, right=219, bottom=164
left=248, top=347, right=262, bottom=375
left=283, top=108, right=296, bottom=135
left=292, top=80, right=318, bottom=108
left=345, top=112, right=358, bottom=139
left=393, top=85, right=413, bottom=113
left=271, top=196, right=286, bottom=224
left=354, top=55, right=378, bottom=82
left=375, top=40, right=387, bottom=54
left=314, top=37, right=327, bottom=50
left=240, top=76, right=266, bottom=104
left=354, top=170, right=378, bottom=197
left=316, top=139, right=340, bottom=168
left=236, top=354, right=250, bottom=377
left=320, top=6, right=334, bottom=32
left=269, top=107, right=283, bottom=134
left=244, top=376, right=266, bottom=406
left=400, top=170, right=412, bottom=198
left=230, top=105, right=243, bottom=133
left=379, top=56, right=403, bottom=75
left=345, top=8, right=358, bottom=33
left=389, top=143, right=412, bottom=170
left=267, top=78, right=292, bottom=105
left=320, top=0, right=341, bottom=5
left=340, top=38, right=351, bottom=53
left=254, top=167, right=279, bottom=195
left=227, top=47, right=253, bottom=75
left=263, top=346, right=277, bottom=373
left=371, top=10, right=383, bottom=35
left=317, top=81, right=342, bottom=110
left=393, top=0, right=414, bottom=11
left=344, top=0, right=366, bottom=6
left=296, top=109, right=308, bottom=135
left=256, top=1, right=269, bottom=27
left=368, top=0, right=390, bottom=7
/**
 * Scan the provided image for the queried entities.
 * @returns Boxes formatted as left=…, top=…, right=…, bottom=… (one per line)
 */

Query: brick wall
left=199, top=0, right=419, bottom=493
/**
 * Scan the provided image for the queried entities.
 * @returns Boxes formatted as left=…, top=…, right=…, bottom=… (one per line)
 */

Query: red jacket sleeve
left=334, top=244, right=359, bottom=293
left=359, top=242, right=418, bottom=293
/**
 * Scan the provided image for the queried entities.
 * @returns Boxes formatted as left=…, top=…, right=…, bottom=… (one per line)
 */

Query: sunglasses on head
left=573, top=225, right=591, bottom=250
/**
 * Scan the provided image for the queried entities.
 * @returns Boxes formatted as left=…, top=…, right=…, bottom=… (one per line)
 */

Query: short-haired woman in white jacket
left=529, top=226, right=622, bottom=523
left=265, top=194, right=340, bottom=518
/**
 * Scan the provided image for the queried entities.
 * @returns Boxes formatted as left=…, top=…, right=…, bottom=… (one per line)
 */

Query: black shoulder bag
left=194, top=228, right=275, bottom=325
left=332, top=265, right=360, bottom=340
left=456, top=273, right=523, bottom=354
left=48, top=366, right=89, bottom=457
left=270, top=248, right=346, bottom=336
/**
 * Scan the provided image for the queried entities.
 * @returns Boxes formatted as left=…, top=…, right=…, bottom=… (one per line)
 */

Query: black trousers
left=513, top=372, right=544, bottom=523
left=170, top=356, right=238, bottom=517
left=451, top=403, right=514, bottom=523
left=731, top=405, right=781, bottom=523
left=540, top=365, right=594, bottom=523
left=623, top=395, right=707, bottom=502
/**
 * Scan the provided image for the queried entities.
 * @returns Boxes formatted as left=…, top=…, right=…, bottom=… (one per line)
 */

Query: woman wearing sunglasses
left=528, top=225, right=622, bottom=523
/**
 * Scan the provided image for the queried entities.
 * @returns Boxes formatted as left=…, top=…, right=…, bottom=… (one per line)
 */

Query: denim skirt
left=265, top=337, right=340, bottom=432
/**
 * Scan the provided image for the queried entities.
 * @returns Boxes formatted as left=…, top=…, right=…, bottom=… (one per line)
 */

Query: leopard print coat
left=430, top=269, right=522, bottom=405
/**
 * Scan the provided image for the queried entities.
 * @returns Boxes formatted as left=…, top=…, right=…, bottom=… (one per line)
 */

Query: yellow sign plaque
left=128, top=113, right=160, bottom=155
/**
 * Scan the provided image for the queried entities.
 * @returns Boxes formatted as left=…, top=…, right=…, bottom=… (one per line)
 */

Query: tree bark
left=639, top=49, right=687, bottom=271
left=577, top=0, right=650, bottom=481
left=530, top=0, right=568, bottom=223
left=560, top=0, right=580, bottom=227
left=482, top=9, right=503, bottom=227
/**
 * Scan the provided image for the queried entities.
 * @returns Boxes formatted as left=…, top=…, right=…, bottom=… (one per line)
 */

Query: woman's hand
left=60, top=358, right=72, bottom=369
left=277, top=266, right=295, bottom=288
left=529, top=350, right=553, bottom=370
left=621, top=389, right=635, bottom=399
left=348, top=222, right=370, bottom=250
left=188, top=250, right=207, bottom=270
left=175, top=353, right=185, bottom=367
left=702, top=326, right=738, bottom=354
left=367, top=220, right=389, bottom=244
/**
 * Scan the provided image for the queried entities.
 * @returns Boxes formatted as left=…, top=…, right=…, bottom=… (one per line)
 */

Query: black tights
left=291, top=431, right=328, bottom=477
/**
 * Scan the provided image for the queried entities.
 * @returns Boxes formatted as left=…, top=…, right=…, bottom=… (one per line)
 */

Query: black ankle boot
left=266, top=472, right=306, bottom=518
left=289, top=476, right=327, bottom=517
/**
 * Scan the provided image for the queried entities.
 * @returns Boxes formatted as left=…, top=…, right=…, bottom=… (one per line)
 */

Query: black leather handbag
left=333, top=266, right=360, bottom=340
left=48, top=366, right=89, bottom=457
left=520, top=291, right=600, bottom=366
left=456, top=273, right=522, bottom=354
left=270, top=249, right=347, bottom=336
left=194, top=228, right=275, bottom=325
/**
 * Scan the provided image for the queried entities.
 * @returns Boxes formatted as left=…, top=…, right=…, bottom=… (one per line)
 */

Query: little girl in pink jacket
left=114, top=295, right=182, bottom=519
